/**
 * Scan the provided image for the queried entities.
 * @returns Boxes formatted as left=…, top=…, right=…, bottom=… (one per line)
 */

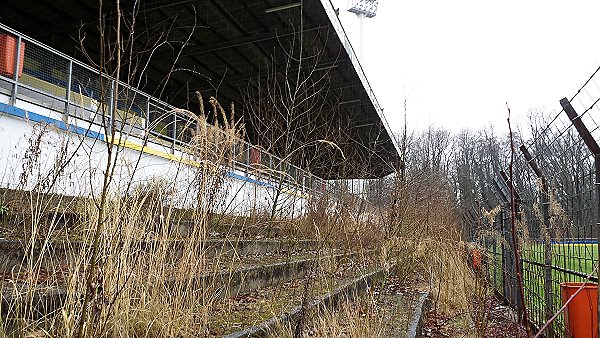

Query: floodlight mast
left=347, top=0, right=379, bottom=60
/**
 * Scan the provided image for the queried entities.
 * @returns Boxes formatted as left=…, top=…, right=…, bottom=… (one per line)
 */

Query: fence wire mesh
left=469, top=65, right=600, bottom=337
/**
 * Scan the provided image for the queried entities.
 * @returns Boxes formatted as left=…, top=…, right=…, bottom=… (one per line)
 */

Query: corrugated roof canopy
left=1, top=0, right=400, bottom=178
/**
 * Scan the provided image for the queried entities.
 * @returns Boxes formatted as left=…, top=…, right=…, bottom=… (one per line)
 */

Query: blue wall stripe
left=0, top=103, right=104, bottom=141
left=227, top=171, right=276, bottom=189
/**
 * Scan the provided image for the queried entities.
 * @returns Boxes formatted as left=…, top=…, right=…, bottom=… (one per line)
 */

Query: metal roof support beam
left=158, top=25, right=330, bottom=58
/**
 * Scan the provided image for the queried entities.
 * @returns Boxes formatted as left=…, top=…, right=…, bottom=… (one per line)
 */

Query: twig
left=507, top=102, right=531, bottom=338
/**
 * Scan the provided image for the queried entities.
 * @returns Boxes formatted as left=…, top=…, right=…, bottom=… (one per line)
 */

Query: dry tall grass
left=0, top=96, right=255, bottom=337
left=0, top=103, right=492, bottom=338
left=386, top=170, right=488, bottom=337
left=271, top=296, right=386, bottom=338
left=0, top=94, right=398, bottom=338
left=260, top=169, right=488, bottom=337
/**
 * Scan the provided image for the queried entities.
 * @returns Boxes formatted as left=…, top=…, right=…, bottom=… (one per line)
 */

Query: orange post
left=561, top=282, right=598, bottom=338
left=471, top=249, right=482, bottom=270
left=0, top=33, right=25, bottom=78
left=249, top=148, right=261, bottom=165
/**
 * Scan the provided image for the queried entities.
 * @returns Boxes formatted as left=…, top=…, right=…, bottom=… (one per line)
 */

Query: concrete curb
left=0, top=239, right=325, bottom=273
left=1, top=284, right=68, bottom=318
left=192, top=251, right=360, bottom=299
left=406, top=292, right=430, bottom=338
left=223, top=266, right=389, bottom=338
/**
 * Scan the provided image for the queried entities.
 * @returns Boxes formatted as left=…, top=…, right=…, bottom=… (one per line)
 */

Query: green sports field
left=525, top=242, right=598, bottom=277
left=485, top=242, right=598, bottom=329
left=486, top=242, right=598, bottom=280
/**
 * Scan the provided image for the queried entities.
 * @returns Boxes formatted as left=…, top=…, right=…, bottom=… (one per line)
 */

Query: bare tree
left=243, top=26, right=350, bottom=221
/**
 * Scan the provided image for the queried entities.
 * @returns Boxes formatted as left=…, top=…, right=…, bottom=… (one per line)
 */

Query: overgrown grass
left=0, top=98, right=398, bottom=337
left=0, top=97, right=495, bottom=338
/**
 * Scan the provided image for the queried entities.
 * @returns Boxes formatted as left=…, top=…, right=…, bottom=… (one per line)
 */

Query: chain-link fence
left=468, top=67, right=600, bottom=337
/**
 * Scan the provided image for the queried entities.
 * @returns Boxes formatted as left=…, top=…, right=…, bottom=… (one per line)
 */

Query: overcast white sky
left=331, top=0, right=600, bottom=133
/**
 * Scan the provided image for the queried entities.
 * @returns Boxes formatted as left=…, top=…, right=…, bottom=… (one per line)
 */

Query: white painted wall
left=0, top=94, right=308, bottom=216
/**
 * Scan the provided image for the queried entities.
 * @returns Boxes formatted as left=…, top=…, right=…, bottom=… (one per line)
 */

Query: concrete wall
left=0, top=93, right=308, bottom=216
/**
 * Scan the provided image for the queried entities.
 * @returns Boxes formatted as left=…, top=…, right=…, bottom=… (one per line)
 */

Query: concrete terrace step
left=0, top=249, right=370, bottom=320
left=220, top=266, right=428, bottom=338
left=0, top=188, right=297, bottom=239
left=1, top=212, right=299, bottom=241
left=198, top=251, right=365, bottom=299
left=0, top=211, right=287, bottom=239
left=217, top=264, right=388, bottom=337
left=0, top=238, right=329, bottom=273
left=202, top=239, right=325, bottom=257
